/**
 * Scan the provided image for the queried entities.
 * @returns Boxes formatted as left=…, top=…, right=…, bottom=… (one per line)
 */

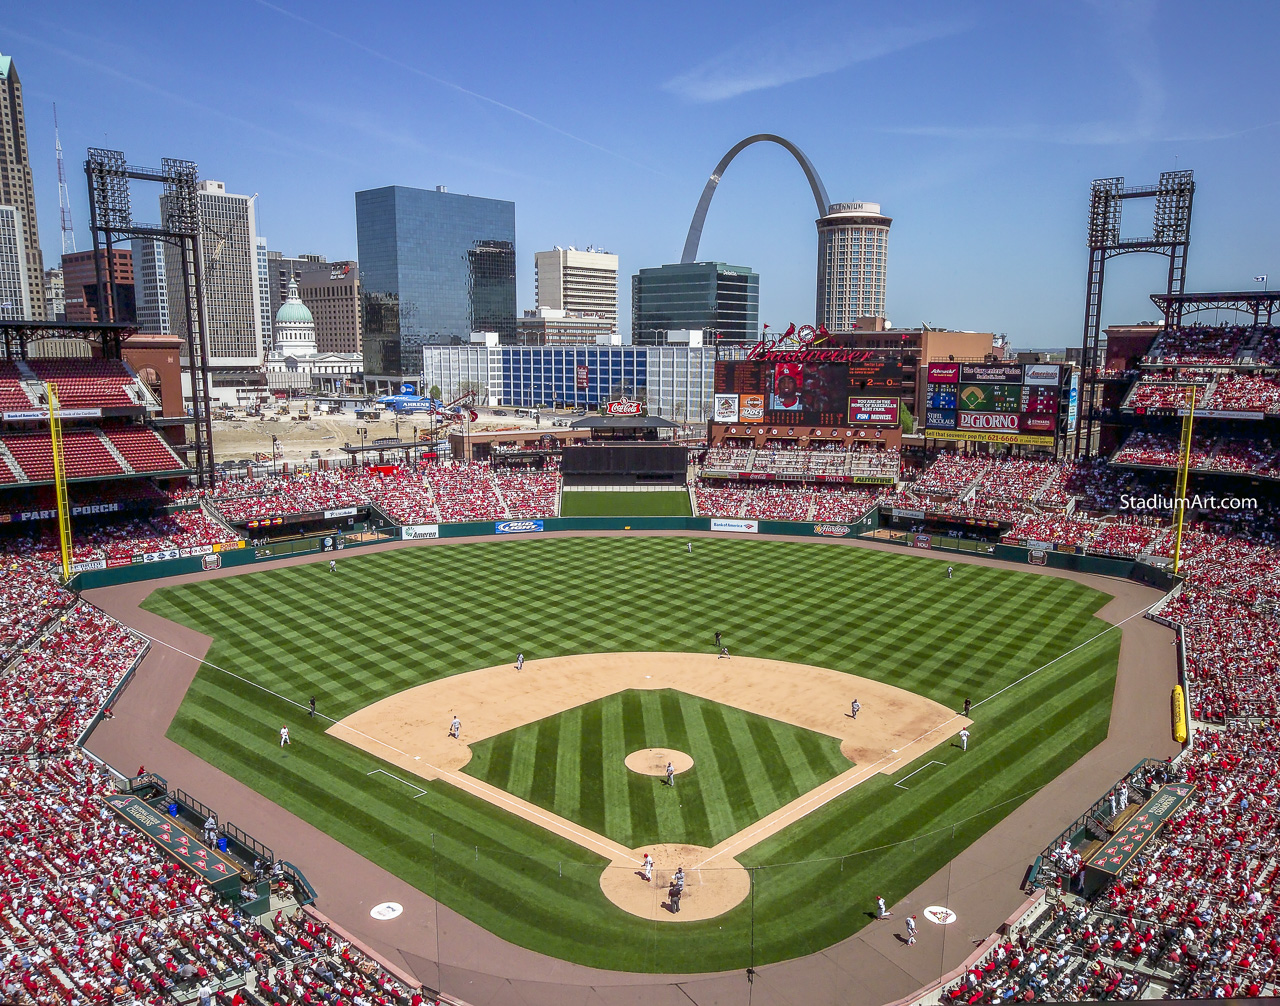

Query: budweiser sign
left=604, top=397, right=643, bottom=416
left=745, top=323, right=873, bottom=363
left=957, top=411, right=1019, bottom=432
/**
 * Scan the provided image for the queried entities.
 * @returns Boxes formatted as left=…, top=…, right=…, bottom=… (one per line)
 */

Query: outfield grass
left=145, top=536, right=1120, bottom=972
left=464, top=688, right=849, bottom=848
left=558, top=490, right=692, bottom=517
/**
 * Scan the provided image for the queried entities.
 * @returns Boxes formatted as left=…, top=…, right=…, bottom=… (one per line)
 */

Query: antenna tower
left=55, top=104, right=77, bottom=255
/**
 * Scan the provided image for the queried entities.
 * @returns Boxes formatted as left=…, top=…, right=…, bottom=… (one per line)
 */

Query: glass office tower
left=356, top=185, right=516, bottom=376
left=631, top=261, right=759, bottom=345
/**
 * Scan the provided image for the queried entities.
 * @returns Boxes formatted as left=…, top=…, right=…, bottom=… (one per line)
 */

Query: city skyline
left=4, top=1, right=1279, bottom=346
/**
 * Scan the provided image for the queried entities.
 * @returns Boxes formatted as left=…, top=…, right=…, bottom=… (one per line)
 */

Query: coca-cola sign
left=604, top=397, right=643, bottom=416
left=957, top=411, right=1019, bottom=432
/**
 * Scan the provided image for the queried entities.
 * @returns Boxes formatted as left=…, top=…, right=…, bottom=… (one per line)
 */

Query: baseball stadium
left=5, top=167, right=1280, bottom=1006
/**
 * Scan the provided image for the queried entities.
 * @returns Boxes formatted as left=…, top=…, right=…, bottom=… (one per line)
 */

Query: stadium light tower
left=1075, top=171, right=1194, bottom=459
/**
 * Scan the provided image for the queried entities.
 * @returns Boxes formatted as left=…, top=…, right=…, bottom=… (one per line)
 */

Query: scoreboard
left=714, top=354, right=905, bottom=428
left=924, top=362, right=1073, bottom=447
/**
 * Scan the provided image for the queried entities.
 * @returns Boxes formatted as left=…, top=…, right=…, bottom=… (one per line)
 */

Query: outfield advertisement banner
left=1022, top=364, right=1063, bottom=385
left=812, top=524, right=852, bottom=537
left=912, top=534, right=932, bottom=549
left=710, top=519, right=759, bottom=533
left=926, top=362, right=959, bottom=384
left=495, top=520, right=544, bottom=534
left=926, top=428, right=1056, bottom=447
left=402, top=524, right=441, bottom=540
left=959, top=363, right=1023, bottom=384
left=713, top=394, right=739, bottom=422
left=846, top=397, right=899, bottom=425
left=323, top=507, right=359, bottom=519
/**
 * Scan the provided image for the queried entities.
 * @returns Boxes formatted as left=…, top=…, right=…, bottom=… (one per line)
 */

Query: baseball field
left=558, top=490, right=693, bottom=516
left=143, top=535, right=1121, bottom=973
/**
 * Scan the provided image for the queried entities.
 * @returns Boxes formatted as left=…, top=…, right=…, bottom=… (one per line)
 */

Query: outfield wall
left=70, top=510, right=1173, bottom=592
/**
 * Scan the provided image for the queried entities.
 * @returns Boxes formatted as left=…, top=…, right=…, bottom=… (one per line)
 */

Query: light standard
left=270, top=435, right=280, bottom=477
left=356, top=426, right=368, bottom=469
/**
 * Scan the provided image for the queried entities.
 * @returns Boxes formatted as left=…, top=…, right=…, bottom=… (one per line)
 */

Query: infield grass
left=558, top=490, right=693, bottom=517
left=145, top=536, right=1121, bottom=972
left=464, top=688, right=849, bottom=848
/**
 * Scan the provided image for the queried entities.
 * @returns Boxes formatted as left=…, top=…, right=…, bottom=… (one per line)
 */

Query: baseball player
left=718, top=645, right=730, bottom=659
left=450, top=715, right=461, bottom=739
left=877, top=895, right=891, bottom=918
left=851, top=699, right=861, bottom=720
left=329, top=559, right=336, bottom=573
left=642, top=853, right=653, bottom=882
left=687, top=541, right=692, bottom=554
left=280, top=724, right=290, bottom=747
left=946, top=566, right=953, bottom=579
left=515, top=652, right=524, bottom=671
left=906, top=914, right=917, bottom=945
left=666, top=762, right=675, bottom=787
left=959, top=727, right=970, bottom=751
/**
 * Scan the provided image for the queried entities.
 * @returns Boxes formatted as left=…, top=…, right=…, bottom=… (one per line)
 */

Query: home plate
left=370, top=902, right=403, bottom=920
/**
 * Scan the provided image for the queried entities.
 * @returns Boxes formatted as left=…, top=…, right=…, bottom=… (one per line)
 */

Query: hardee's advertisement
left=740, top=394, right=765, bottom=422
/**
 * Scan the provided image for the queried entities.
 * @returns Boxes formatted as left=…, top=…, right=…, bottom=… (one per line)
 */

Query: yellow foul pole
left=46, top=382, right=74, bottom=582
left=1171, top=383, right=1196, bottom=575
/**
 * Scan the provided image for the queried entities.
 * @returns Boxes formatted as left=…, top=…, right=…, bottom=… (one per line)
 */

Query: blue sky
left=6, top=0, right=1278, bottom=347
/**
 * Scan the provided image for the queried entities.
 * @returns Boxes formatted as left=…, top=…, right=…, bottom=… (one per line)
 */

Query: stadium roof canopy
left=570, top=415, right=678, bottom=430
left=1150, top=290, right=1280, bottom=326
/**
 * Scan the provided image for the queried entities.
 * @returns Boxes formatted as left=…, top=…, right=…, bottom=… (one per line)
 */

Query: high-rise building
left=132, top=238, right=171, bottom=335
left=356, top=184, right=516, bottom=376
left=816, top=201, right=891, bottom=330
left=60, top=248, right=134, bottom=323
left=298, top=261, right=361, bottom=354
left=0, top=54, right=45, bottom=320
left=43, top=267, right=64, bottom=321
left=631, top=262, right=759, bottom=345
left=0, top=205, right=32, bottom=319
left=256, top=238, right=273, bottom=353
left=162, top=179, right=265, bottom=367
left=533, top=247, right=618, bottom=335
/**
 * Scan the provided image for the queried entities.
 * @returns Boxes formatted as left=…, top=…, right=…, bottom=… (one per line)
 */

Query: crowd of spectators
left=1145, top=325, right=1248, bottom=365
left=691, top=478, right=883, bottom=522
left=1202, top=373, right=1280, bottom=414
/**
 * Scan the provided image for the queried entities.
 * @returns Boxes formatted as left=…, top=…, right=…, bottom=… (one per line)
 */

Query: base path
left=331, top=651, right=966, bottom=919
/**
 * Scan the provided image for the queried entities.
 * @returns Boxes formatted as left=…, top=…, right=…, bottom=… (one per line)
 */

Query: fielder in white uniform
left=280, top=725, right=290, bottom=747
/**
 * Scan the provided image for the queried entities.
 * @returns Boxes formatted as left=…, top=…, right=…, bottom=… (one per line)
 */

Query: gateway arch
left=681, top=135, right=890, bottom=330
left=680, top=134, right=831, bottom=265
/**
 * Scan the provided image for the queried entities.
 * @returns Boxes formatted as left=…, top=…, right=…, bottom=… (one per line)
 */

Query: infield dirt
left=331, top=651, right=967, bottom=920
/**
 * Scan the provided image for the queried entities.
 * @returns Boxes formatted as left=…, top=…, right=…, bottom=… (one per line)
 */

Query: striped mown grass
left=558, top=491, right=693, bottom=517
left=145, top=536, right=1120, bottom=972
left=464, top=688, right=850, bottom=848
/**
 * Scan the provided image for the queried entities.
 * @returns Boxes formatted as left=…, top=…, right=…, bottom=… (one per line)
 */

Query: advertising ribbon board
left=103, top=794, right=241, bottom=891
left=710, top=519, right=759, bottom=533
left=927, top=428, right=1056, bottom=447
left=1086, top=783, right=1195, bottom=876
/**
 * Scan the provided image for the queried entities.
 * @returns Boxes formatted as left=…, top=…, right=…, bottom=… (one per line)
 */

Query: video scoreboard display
left=923, top=362, right=1073, bottom=447
left=713, top=353, right=905, bottom=428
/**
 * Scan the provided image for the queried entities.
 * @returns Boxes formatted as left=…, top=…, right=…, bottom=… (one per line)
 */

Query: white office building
left=0, top=205, right=32, bottom=320
left=533, top=247, right=619, bottom=336
left=132, top=237, right=171, bottom=335
left=816, top=201, right=891, bottom=329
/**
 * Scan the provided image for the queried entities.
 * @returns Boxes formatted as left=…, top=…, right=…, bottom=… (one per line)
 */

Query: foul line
left=367, top=769, right=427, bottom=798
left=894, top=760, right=946, bottom=790
left=971, top=602, right=1156, bottom=711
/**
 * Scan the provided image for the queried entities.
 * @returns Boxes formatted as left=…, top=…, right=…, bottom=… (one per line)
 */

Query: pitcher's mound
left=625, top=748, right=693, bottom=777
left=600, top=843, right=750, bottom=922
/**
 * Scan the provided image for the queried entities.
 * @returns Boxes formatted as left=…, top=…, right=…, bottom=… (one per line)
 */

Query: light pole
left=270, top=435, right=279, bottom=477
left=356, top=426, right=368, bottom=469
